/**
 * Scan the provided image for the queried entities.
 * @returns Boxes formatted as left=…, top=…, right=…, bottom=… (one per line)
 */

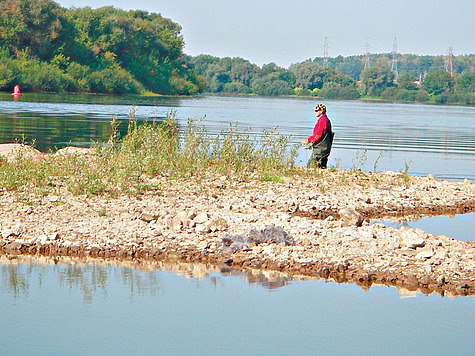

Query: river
left=0, top=93, right=474, bottom=181
left=0, top=94, right=474, bottom=354
left=0, top=260, right=474, bottom=355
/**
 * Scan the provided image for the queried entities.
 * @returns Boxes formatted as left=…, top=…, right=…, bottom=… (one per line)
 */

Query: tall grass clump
left=0, top=112, right=299, bottom=196
left=208, top=124, right=298, bottom=177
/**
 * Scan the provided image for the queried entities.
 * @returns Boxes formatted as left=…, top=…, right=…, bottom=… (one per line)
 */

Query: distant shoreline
left=1, top=91, right=473, bottom=108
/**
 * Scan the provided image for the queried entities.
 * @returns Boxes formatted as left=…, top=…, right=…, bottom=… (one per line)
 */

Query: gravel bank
left=1, top=169, right=474, bottom=297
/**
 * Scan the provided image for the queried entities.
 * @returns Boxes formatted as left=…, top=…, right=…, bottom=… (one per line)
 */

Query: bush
left=434, top=92, right=449, bottom=104
left=89, top=67, right=143, bottom=94
left=396, top=89, right=417, bottom=102
left=0, top=58, right=20, bottom=90
left=66, top=62, right=91, bottom=91
left=381, top=87, right=398, bottom=100
left=34, top=62, right=77, bottom=92
left=415, top=90, right=429, bottom=102
left=320, top=82, right=360, bottom=99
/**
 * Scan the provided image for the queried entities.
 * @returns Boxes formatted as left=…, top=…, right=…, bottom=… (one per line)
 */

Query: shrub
left=415, top=90, right=429, bottom=102
left=89, top=67, right=143, bottom=94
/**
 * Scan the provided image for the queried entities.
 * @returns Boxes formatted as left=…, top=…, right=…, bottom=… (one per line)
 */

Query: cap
left=315, top=103, right=326, bottom=113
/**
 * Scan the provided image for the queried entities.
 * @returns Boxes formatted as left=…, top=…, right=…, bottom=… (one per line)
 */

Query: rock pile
left=220, top=225, right=295, bottom=254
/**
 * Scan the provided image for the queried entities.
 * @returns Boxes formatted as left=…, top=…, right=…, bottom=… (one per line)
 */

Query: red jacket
left=307, top=114, right=330, bottom=144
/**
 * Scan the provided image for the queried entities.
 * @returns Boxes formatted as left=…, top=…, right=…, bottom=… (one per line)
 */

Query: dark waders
left=308, top=127, right=334, bottom=169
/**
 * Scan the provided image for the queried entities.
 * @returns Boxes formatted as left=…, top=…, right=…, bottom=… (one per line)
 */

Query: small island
left=0, top=118, right=473, bottom=297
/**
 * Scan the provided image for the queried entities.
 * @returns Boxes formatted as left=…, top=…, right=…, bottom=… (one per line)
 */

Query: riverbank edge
left=1, top=169, right=474, bottom=297
left=2, top=91, right=474, bottom=108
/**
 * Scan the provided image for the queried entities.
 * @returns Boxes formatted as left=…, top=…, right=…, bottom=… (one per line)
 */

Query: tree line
left=189, top=54, right=474, bottom=105
left=0, top=0, right=205, bottom=95
left=0, top=1, right=473, bottom=105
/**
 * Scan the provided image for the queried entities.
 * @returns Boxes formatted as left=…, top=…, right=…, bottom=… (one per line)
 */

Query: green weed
left=260, top=173, right=284, bottom=183
left=0, top=112, right=301, bottom=196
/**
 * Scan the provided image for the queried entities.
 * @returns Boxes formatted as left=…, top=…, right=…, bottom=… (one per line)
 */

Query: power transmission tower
left=323, top=37, right=329, bottom=67
left=444, top=43, right=453, bottom=76
left=364, top=38, right=371, bottom=70
left=391, top=37, right=399, bottom=82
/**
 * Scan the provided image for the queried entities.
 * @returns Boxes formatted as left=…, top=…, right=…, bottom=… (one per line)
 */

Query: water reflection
left=0, top=255, right=293, bottom=303
left=373, top=212, right=475, bottom=242
left=1, top=263, right=33, bottom=298
left=1, top=256, right=474, bottom=355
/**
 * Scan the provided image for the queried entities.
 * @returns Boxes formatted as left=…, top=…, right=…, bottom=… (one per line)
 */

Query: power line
left=363, top=38, right=371, bottom=70
left=391, top=37, right=398, bottom=82
left=323, top=37, right=329, bottom=67
left=444, top=43, right=453, bottom=76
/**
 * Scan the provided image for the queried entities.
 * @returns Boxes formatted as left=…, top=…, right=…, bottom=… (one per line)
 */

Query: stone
left=37, top=234, right=49, bottom=244
left=175, top=211, right=188, bottom=223
left=415, top=246, right=434, bottom=259
left=3, top=241, right=23, bottom=253
left=195, top=224, right=209, bottom=233
left=187, top=211, right=197, bottom=220
left=55, top=146, right=92, bottom=156
left=139, top=213, right=158, bottom=223
left=165, top=218, right=181, bottom=230
left=1, top=229, right=19, bottom=238
left=0, top=143, right=45, bottom=162
left=399, top=228, right=425, bottom=249
left=432, top=249, right=448, bottom=260
left=338, top=208, right=363, bottom=227
left=194, top=212, right=209, bottom=224
left=209, top=218, right=228, bottom=232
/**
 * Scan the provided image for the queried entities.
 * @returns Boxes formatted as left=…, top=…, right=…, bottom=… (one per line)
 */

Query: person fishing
left=301, top=103, right=334, bottom=168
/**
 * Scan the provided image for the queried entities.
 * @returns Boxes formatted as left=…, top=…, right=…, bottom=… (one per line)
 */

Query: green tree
left=251, top=72, right=293, bottom=96
left=455, top=71, right=474, bottom=93
left=360, top=66, right=395, bottom=96
left=423, top=69, right=454, bottom=96
left=397, top=72, right=418, bottom=90
left=0, top=0, right=72, bottom=61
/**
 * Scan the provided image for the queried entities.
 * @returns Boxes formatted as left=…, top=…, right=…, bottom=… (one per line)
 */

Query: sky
left=55, top=0, right=474, bottom=68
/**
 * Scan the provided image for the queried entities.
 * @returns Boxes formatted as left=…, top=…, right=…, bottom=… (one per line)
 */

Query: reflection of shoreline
left=0, top=255, right=297, bottom=302
left=1, top=255, right=458, bottom=301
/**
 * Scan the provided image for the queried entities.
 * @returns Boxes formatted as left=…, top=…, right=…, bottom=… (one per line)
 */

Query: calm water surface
left=0, top=93, right=474, bottom=181
left=376, top=212, right=474, bottom=242
left=1, top=261, right=473, bottom=355
left=0, top=94, right=473, bottom=354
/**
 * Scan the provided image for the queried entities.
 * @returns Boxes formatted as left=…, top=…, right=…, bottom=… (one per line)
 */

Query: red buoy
left=11, top=85, right=21, bottom=96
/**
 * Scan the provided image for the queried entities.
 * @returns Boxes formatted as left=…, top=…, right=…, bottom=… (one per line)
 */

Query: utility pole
left=444, top=43, right=453, bottom=76
left=364, top=38, right=371, bottom=70
left=323, top=37, right=329, bottom=67
left=391, top=37, right=399, bottom=82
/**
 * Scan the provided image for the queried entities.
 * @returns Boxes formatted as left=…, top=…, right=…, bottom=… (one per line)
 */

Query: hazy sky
left=56, top=0, right=474, bottom=67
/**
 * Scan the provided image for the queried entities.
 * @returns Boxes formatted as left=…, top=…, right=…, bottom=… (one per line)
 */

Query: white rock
left=399, top=228, right=425, bottom=249
left=338, top=208, right=363, bottom=227
left=194, top=212, right=209, bottom=224
left=415, top=246, right=434, bottom=259
left=37, top=234, right=49, bottom=244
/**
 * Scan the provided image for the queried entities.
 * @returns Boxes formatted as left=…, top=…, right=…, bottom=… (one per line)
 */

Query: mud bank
left=1, top=170, right=474, bottom=297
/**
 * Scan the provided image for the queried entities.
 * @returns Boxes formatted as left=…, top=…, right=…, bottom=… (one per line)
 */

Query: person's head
left=314, top=103, right=326, bottom=116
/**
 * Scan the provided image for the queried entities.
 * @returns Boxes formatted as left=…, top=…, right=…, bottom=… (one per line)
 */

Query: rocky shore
left=1, top=165, right=474, bottom=297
